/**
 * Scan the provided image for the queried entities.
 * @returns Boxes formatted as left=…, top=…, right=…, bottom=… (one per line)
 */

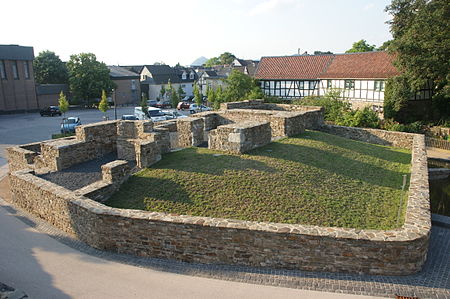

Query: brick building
left=108, top=66, right=140, bottom=105
left=0, top=44, right=38, bottom=112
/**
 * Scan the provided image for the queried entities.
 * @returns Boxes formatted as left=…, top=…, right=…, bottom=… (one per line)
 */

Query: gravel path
left=38, top=153, right=118, bottom=191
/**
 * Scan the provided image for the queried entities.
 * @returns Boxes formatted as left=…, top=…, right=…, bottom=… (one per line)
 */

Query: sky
left=2, top=0, right=393, bottom=66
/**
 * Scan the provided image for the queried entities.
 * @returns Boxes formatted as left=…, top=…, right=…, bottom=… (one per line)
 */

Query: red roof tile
left=255, top=52, right=400, bottom=80
left=255, top=55, right=334, bottom=80
left=320, top=52, right=399, bottom=79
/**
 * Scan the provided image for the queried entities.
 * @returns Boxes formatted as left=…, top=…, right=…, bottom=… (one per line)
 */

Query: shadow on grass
left=153, top=147, right=276, bottom=176
left=250, top=140, right=409, bottom=189
left=107, top=176, right=192, bottom=210
left=302, top=131, right=412, bottom=164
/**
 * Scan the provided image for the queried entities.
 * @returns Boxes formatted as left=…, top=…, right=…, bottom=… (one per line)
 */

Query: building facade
left=0, top=45, right=38, bottom=112
left=108, top=66, right=140, bottom=105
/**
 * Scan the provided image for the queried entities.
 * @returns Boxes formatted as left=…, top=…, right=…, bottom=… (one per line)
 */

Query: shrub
left=335, top=107, right=380, bottom=128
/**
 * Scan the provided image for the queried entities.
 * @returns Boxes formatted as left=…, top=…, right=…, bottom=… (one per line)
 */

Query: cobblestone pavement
left=0, top=196, right=449, bottom=299
left=0, top=282, right=28, bottom=299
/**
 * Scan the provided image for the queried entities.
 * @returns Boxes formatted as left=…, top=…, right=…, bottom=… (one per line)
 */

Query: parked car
left=162, top=110, right=187, bottom=120
left=134, top=107, right=167, bottom=122
left=155, top=101, right=172, bottom=109
left=189, top=104, right=212, bottom=114
left=121, top=115, right=137, bottom=120
left=177, top=101, right=191, bottom=110
left=40, top=106, right=62, bottom=117
left=61, top=117, right=81, bottom=133
left=147, top=100, right=158, bottom=107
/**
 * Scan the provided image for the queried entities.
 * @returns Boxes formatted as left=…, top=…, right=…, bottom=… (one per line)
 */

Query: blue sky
left=2, top=0, right=392, bottom=66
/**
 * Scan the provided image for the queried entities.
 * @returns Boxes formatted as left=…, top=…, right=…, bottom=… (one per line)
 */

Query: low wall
left=7, top=131, right=430, bottom=275
left=209, top=121, right=272, bottom=154
left=319, top=124, right=416, bottom=149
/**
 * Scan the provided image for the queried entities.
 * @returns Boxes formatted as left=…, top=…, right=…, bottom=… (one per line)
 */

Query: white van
left=134, top=107, right=167, bottom=122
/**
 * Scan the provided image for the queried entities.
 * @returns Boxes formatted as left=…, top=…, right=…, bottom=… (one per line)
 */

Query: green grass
left=106, top=131, right=411, bottom=229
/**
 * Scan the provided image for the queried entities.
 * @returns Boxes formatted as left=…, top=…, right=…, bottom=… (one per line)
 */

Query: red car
left=177, top=101, right=191, bottom=110
left=156, top=101, right=172, bottom=109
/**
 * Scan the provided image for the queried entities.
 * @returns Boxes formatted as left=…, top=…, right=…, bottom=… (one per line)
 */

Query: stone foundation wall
left=177, top=118, right=205, bottom=147
left=7, top=132, right=430, bottom=276
left=209, top=121, right=272, bottom=154
left=319, top=124, right=416, bottom=149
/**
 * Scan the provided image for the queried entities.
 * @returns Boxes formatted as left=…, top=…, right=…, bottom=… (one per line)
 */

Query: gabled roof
left=255, top=55, right=334, bottom=80
left=143, top=65, right=181, bottom=84
left=108, top=66, right=140, bottom=79
left=319, top=51, right=400, bottom=79
left=0, top=44, right=34, bottom=60
left=121, top=65, right=144, bottom=74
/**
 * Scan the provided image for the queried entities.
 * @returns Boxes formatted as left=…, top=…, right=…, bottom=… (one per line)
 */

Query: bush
left=381, top=119, right=425, bottom=133
left=335, top=107, right=380, bottom=128
left=294, top=96, right=351, bottom=123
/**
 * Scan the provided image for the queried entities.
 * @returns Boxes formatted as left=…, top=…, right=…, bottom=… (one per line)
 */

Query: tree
left=204, top=52, right=236, bottom=67
left=170, top=86, right=180, bottom=108
left=159, top=85, right=166, bottom=100
left=314, top=51, right=333, bottom=55
left=166, top=79, right=173, bottom=100
left=247, top=86, right=264, bottom=100
left=67, top=53, right=115, bottom=105
left=98, top=90, right=109, bottom=116
left=33, top=50, right=68, bottom=84
left=140, top=96, right=148, bottom=116
left=223, top=70, right=255, bottom=102
left=177, top=85, right=186, bottom=99
left=345, top=40, right=376, bottom=53
left=207, top=87, right=216, bottom=107
left=58, top=91, right=69, bottom=117
left=385, top=0, right=449, bottom=120
left=193, top=82, right=202, bottom=106
left=215, top=85, right=224, bottom=110
left=377, top=40, right=392, bottom=51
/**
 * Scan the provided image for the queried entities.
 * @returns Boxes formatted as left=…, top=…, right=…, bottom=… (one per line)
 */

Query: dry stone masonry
left=6, top=100, right=431, bottom=275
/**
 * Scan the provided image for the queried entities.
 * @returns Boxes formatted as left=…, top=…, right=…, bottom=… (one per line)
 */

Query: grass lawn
left=106, top=130, right=411, bottom=229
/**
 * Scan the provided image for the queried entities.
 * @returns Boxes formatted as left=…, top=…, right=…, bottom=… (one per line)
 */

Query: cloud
left=363, top=3, right=375, bottom=11
left=248, top=0, right=295, bottom=17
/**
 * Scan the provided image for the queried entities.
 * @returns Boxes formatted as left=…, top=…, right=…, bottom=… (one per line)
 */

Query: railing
left=425, top=136, right=450, bottom=151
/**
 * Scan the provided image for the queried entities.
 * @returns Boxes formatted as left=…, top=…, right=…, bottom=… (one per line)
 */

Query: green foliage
left=383, top=75, right=413, bottom=120
left=377, top=40, right=392, bottom=51
left=177, top=85, right=185, bottom=99
left=33, top=50, right=68, bottom=84
left=160, top=85, right=166, bottom=99
left=67, top=53, right=115, bottom=104
left=223, top=70, right=255, bottom=102
left=345, top=39, right=376, bottom=53
left=140, top=97, right=148, bottom=115
left=246, top=86, right=264, bottom=100
left=170, top=86, right=180, bottom=108
left=58, top=91, right=69, bottom=116
left=98, top=90, right=109, bottom=113
left=205, top=52, right=236, bottom=67
left=381, top=119, right=425, bottom=133
left=335, top=107, right=380, bottom=128
left=193, top=82, right=202, bottom=106
left=214, top=86, right=224, bottom=110
left=52, top=132, right=75, bottom=139
left=107, top=131, right=411, bottom=229
left=386, top=0, right=450, bottom=120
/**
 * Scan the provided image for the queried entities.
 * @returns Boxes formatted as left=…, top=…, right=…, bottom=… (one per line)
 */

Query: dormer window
left=142, top=74, right=147, bottom=80
left=182, top=72, right=187, bottom=80
left=189, top=72, right=194, bottom=80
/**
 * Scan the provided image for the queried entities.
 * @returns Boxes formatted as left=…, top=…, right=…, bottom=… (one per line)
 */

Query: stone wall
left=177, top=118, right=204, bottom=147
left=319, top=124, right=416, bottom=149
left=7, top=131, right=430, bottom=276
left=209, top=121, right=272, bottom=154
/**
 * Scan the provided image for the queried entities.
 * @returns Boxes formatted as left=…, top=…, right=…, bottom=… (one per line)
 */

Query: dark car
left=121, top=115, right=138, bottom=120
left=40, top=106, right=62, bottom=117
left=147, top=100, right=158, bottom=107
left=155, top=101, right=172, bottom=109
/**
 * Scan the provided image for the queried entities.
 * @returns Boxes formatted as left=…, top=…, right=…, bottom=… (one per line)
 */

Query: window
left=327, top=80, right=332, bottom=88
left=309, top=81, right=317, bottom=90
left=142, top=74, right=147, bottom=80
left=344, top=80, right=355, bottom=89
left=131, top=80, right=136, bottom=90
left=12, top=61, right=19, bottom=79
left=189, top=72, right=194, bottom=80
left=182, top=72, right=187, bottom=80
left=374, top=80, right=384, bottom=91
left=0, top=60, right=6, bottom=79
left=23, top=61, right=30, bottom=79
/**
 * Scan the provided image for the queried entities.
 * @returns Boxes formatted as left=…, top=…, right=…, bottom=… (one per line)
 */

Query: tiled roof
left=320, top=51, right=399, bottom=79
left=255, top=55, right=334, bottom=80
left=108, top=66, right=140, bottom=79
left=255, top=52, right=400, bottom=80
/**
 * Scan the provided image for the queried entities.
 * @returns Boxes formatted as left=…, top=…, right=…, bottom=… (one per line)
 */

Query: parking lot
left=0, top=106, right=191, bottom=175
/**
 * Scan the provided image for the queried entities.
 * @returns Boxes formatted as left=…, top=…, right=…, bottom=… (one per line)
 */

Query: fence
left=425, top=137, right=450, bottom=151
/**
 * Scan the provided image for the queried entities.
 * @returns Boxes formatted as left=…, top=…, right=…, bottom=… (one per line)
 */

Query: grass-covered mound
left=107, top=131, right=411, bottom=229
